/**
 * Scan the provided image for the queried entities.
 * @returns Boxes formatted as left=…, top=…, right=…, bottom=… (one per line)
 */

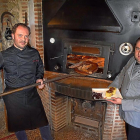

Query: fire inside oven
left=63, top=40, right=112, bottom=79
left=67, top=53, right=105, bottom=76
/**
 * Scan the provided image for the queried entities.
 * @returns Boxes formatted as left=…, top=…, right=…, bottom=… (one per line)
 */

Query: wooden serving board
left=92, top=88, right=123, bottom=99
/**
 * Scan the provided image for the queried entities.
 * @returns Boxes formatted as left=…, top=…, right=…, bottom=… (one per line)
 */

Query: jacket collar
left=127, top=58, right=140, bottom=79
left=12, top=45, right=27, bottom=54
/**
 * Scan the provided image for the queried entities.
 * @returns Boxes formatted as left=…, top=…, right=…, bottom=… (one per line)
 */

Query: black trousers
left=125, top=123, right=140, bottom=140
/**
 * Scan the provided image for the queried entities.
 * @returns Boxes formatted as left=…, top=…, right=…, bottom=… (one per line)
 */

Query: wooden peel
left=0, top=74, right=78, bottom=97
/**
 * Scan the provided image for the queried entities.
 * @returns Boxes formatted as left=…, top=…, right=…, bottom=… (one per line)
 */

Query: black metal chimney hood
left=47, top=0, right=122, bottom=33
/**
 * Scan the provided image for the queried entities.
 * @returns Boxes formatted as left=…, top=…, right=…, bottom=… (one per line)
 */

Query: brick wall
left=21, top=0, right=29, bottom=24
left=103, top=103, right=127, bottom=140
left=34, top=0, right=44, bottom=60
left=38, top=82, right=69, bottom=131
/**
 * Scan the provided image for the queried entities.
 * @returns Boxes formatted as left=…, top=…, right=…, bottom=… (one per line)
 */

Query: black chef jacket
left=0, top=45, right=48, bottom=132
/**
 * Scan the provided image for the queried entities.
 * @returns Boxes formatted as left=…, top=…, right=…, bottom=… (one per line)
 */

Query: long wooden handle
left=0, top=74, right=76, bottom=97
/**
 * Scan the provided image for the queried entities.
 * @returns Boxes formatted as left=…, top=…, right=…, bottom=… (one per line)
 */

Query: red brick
left=35, top=28, right=42, bottom=32
left=34, top=0, right=42, bottom=2
left=115, top=120, right=123, bottom=122
left=36, top=45, right=43, bottom=48
left=34, top=3, right=41, bottom=7
left=34, top=8, right=41, bottom=11
left=22, top=6, right=28, bottom=8
left=21, top=2, right=28, bottom=5
left=0, top=0, right=8, bottom=2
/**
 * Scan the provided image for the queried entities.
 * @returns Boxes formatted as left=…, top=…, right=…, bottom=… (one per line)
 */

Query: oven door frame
left=62, top=39, right=114, bottom=79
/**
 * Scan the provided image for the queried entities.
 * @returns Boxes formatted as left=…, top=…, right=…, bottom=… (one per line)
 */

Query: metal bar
left=0, top=74, right=77, bottom=97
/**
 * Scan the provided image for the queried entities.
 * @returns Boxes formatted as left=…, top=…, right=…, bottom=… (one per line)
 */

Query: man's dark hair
left=12, top=23, right=31, bottom=35
left=135, top=37, right=140, bottom=47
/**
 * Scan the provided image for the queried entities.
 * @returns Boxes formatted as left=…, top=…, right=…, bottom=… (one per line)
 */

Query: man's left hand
left=36, top=79, right=45, bottom=89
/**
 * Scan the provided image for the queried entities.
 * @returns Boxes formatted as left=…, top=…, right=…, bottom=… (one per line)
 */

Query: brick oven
left=38, top=71, right=127, bottom=140
left=40, top=0, right=140, bottom=139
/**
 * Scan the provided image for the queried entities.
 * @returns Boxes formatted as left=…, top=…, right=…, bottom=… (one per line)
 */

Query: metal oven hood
left=42, top=0, right=140, bottom=80
left=47, top=0, right=121, bottom=33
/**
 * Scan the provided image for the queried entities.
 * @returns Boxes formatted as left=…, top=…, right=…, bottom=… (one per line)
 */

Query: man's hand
left=36, top=79, right=45, bottom=89
left=107, top=97, right=122, bottom=104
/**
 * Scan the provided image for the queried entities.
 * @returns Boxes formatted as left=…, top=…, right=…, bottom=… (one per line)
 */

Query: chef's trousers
left=15, top=124, right=53, bottom=140
left=125, top=123, right=140, bottom=140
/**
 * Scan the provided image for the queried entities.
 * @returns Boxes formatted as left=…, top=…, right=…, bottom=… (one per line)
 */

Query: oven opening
left=67, top=54, right=105, bottom=76
left=62, top=39, right=113, bottom=79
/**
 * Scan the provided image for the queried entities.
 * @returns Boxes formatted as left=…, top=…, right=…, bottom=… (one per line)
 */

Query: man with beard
left=0, top=23, right=53, bottom=140
left=108, top=37, right=140, bottom=140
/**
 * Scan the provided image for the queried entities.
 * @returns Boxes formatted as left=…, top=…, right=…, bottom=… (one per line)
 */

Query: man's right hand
left=36, top=79, right=45, bottom=89
left=107, top=97, right=122, bottom=104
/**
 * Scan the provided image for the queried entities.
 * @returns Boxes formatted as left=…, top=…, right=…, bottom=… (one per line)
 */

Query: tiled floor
left=0, top=129, right=42, bottom=140
left=53, top=126, right=98, bottom=140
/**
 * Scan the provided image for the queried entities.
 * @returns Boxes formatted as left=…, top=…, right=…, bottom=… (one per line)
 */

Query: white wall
left=28, top=0, right=36, bottom=48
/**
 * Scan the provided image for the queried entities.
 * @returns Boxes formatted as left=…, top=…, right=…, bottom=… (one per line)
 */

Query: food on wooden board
left=92, top=91, right=102, bottom=99
left=105, top=87, right=116, bottom=97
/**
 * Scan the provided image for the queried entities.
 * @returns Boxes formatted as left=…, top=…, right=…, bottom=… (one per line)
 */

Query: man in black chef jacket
left=0, top=23, right=53, bottom=140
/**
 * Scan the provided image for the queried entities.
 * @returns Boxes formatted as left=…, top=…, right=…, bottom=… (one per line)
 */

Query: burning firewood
left=69, top=61, right=83, bottom=68
left=67, top=54, right=104, bottom=70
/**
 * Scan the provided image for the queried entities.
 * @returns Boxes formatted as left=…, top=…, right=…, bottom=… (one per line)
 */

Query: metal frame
left=62, top=39, right=114, bottom=79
